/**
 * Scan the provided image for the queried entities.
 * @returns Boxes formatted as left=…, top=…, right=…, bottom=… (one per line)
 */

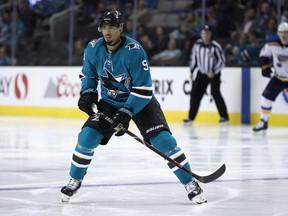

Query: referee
left=183, top=25, right=229, bottom=124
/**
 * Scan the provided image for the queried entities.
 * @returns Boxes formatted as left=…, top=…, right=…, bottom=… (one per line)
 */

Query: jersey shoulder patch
left=125, top=42, right=140, bottom=50
left=89, top=39, right=97, bottom=47
left=89, top=38, right=102, bottom=47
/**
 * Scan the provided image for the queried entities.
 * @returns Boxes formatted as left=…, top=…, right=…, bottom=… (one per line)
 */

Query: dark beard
left=105, top=40, right=113, bottom=46
left=105, top=38, right=121, bottom=46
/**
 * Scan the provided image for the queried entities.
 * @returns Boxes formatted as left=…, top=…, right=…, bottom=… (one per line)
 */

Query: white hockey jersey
left=259, top=35, right=288, bottom=80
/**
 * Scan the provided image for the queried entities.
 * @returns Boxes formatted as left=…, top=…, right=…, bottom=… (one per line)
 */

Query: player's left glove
left=78, top=91, right=98, bottom=116
left=262, top=67, right=272, bottom=78
left=110, top=107, right=133, bottom=136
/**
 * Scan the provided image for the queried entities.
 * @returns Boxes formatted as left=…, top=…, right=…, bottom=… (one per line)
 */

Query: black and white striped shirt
left=189, top=39, right=225, bottom=75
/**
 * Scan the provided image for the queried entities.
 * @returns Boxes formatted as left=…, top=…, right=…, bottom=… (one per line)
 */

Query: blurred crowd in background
left=0, top=0, right=288, bottom=66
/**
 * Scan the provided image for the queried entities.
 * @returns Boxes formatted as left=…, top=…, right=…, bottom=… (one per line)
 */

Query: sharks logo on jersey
left=100, top=60, right=130, bottom=97
left=125, top=42, right=140, bottom=50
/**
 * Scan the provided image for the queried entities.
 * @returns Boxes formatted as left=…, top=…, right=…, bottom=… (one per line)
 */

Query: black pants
left=262, top=76, right=288, bottom=101
left=83, top=96, right=171, bottom=145
left=188, top=72, right=229, bottom=120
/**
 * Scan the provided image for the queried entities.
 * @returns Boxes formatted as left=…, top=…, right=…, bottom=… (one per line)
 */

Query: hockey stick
left=92, top=107, right=226, bottom=183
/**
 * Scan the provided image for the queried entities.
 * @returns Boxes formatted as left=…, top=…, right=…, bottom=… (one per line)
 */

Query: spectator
left=240, top=30, right=263, bottom=66
left=169, top=26, right=187, bottom=40
left=206, top=5, right=217, bottom=30
left=0, top=11, right=11, bottom=45
left=280, top=10, right=288, bottom=23
left=18, top=0, right=37, bottom=39
left=72, top=38, right=86, bottom=65
left=87, top=1, right=107, bottom=27
left=263, top=17, right=277, bottom=41
left=257, top=2, right=275, bottom=34
left=130, top=0, right=151, bottom=24
left=121, top=2, right=133, bottom=19
left=0, top=11, right=25, bottom=46
left=180, top=12, right=201, bottom=37
left=139, top=33, right=154, bottom=58
left=78, top=0, right=98, bottom=25
left=3, top=0, right=14, bottom=14
left=0, top=45, right=12, bottom=65
left=215, top=0, right=236, bottom=38
left=150, top=25, right=169, bottom=56
left=181, top=38, right=193, bottom=66
left=151, top=38, right=182, bottom=66
left=225, top=32, right=248, bottom=66
left=137, top=23, right=148, bottom=39
left=242, top=7, right=258, bottom=34
left=123, top=19, right=133, bottom=38
left=144, top=0, right=157, bottom=9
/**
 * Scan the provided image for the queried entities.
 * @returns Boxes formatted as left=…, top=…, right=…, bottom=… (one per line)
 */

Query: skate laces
left=67, top=178, right=80, bottom=190
left=185, top=180, right=207, bottom=203
left=256, top=121, right=264, bottom=128
left=255, top=120, right=266, bottom=129
left=185, top=180, right=199, bottom=193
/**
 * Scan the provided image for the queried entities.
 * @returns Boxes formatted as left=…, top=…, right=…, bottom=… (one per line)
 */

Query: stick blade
left=196, top=164, right=226, bottom=184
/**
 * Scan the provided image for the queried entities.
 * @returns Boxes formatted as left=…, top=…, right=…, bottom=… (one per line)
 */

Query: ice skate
left=253, top=119, right=268, bottom=132
left=61, top=178, right=82, bottom=202
left=185, top=180, right=207, bottom=204
left=219, top=117, right=229, bottom=125
left=183, top=117, right=193, bottom=125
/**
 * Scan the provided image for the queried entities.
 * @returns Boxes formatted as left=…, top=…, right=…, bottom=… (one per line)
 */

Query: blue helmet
left=98, top=10, right=125, bottom=32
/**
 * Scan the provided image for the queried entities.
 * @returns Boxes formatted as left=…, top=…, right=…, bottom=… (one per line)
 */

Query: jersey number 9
left=142, top=60, right=149, bottom=71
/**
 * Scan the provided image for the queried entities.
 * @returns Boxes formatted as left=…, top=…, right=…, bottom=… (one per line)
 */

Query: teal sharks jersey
left=80, top=36, right=153, bottom=115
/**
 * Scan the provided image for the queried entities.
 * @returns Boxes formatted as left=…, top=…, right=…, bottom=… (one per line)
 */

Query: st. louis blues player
left=253, top=22, right=288, bottom=132
left=61, top=10, right=207, bottom=204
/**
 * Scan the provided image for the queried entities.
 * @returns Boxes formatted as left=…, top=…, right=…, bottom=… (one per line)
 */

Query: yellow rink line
left=0, top=106, right=288, bottom=126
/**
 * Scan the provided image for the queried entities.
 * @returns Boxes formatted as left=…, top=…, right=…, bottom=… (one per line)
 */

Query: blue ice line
left=0, top=177, right=287, bottom=192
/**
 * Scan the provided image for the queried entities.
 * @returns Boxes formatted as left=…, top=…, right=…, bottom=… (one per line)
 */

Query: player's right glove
left=78, top=92, right=98, bottom=116
left=110, top=107, right=133, bottom=136
left=262, top=67, right=272, bottom=78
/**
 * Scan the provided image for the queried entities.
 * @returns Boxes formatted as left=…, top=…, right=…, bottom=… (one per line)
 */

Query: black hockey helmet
left=98, top=10, right=125, bottom=32
left=201, top=24, right=213, bottom=33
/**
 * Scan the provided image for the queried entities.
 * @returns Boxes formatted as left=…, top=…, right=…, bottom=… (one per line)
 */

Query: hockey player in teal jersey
left=61, top=10, right=207, bottom=204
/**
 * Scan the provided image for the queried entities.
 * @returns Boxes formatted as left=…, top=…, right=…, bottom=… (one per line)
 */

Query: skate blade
left=252, top=130, right=267, bottom=135
left=219, top=122, right=230, bottom=126
left=183, top=121, right=193, bottom=126
left=192, top=194, right=207, bottom=204
left=61, top=194, right=71, bottom=203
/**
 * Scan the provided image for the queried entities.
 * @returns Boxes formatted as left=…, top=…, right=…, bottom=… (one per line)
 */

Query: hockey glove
left=110, top=107, right=133, bottom=136
left=78, top=92, right=98, bottom=116
left=262, top=68, right=272, bottom=78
